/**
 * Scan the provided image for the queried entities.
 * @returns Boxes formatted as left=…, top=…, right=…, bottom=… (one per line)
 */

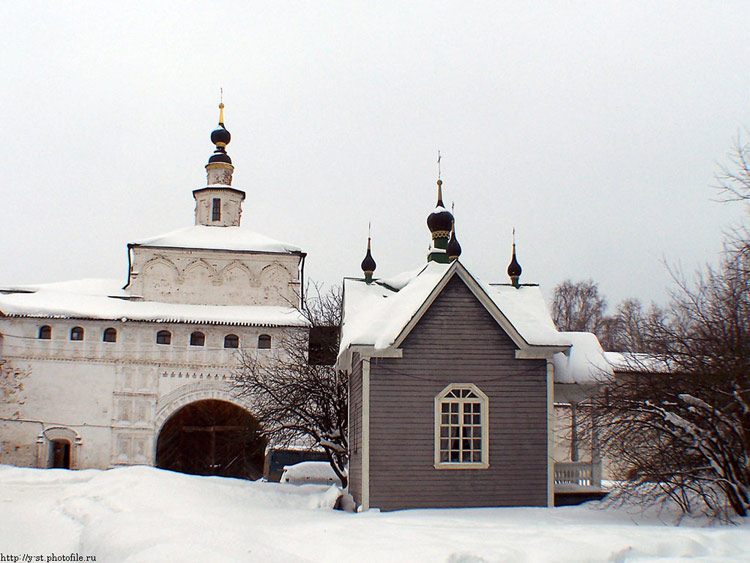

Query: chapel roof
left=339, top=260, right=613, bottom=384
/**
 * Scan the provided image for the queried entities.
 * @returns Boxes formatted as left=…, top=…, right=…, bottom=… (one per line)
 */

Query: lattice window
left=224, top=334, right=239, bottom=349
left=103, top=328, right=117, bottom=342
left=212, top=198, right=221, bottom=221
left=70, top=326, right=84, bottom=341
left=38, top=325, right=52, bottom=340
left=434, top=384, right=489, bottom=469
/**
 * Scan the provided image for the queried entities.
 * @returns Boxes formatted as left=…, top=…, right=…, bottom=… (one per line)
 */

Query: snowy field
left=0, top=466, right=748, bottom=563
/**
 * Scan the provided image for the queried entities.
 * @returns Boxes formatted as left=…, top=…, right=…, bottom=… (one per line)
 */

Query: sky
left=2, top=2, right=749, bottom=309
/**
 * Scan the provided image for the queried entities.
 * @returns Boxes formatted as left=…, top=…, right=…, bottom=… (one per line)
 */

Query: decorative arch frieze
left=217, top=260, right=253, bottom=286
left=142, top=256, right=182, bottom=283
left=183, top=258, right=217, bottom=278
left=259, top=262, right=292, bottom=282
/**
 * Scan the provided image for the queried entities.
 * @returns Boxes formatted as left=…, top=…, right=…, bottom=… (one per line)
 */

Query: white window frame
left=434, top=383, right=489, bottom=469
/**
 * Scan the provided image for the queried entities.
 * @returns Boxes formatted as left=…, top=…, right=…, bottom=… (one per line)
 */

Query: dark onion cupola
left=446, top=219, right=462, bottom=261
left=361, top=236, right=377, bottom=284
left=427, top=179, right=454, bottom=264
left=206, top=102, right=235, bottom=185
left=507, top=233, right=522, bottom=288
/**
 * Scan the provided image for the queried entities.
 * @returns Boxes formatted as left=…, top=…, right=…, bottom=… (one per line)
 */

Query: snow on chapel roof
left=0, top=279, right=306, bottom=327
left=340, top=261, right=571, bottom=352
left=131, top=225, right=303, bottom=254
left=340, top=260, right=613, bottom=385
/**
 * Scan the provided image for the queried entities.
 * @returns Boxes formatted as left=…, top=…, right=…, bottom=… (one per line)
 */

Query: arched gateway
left=155, top=399, right=266, bottom=479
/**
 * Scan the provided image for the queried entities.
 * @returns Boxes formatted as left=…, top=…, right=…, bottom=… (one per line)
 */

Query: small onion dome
left=427, top=179, right=454, bottom=239
left=208, top=102, right=232, bottom=164
left=361, top=237, right=377, bottom=283
left=507, top=243, right=522, bottom=287
left=446, top=222, right=462, bottom=261
left=211, top=103, right=232, bottom=147
left=211, top=125, right=231, bottom=147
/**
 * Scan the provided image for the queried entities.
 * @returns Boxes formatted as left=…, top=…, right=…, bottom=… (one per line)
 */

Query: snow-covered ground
left=0, top=466, right=748, bottom=563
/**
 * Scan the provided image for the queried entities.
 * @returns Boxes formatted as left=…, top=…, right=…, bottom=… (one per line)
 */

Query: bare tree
left=606, top=298, right=664, bottom=353
left=232, top=284, right=348, bottom=486
left=715, top=132, right=750, bottom=202
left=594, top=235, right=750, bottom=519
left=551, top=279, right=613, bottom=340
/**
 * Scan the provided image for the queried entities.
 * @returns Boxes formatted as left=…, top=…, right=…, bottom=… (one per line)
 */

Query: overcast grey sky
left=2, top=2, right=749, bottom=309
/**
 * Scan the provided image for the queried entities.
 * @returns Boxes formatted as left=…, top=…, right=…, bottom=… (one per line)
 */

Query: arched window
left=224, top=334, right=239, bottom=349
left=434, top=384, right=489, bottom=469
left=258, top=334, right=272, bottom=349
left=103, top=328, right=117, bottom=342
left=156, top=330, right=171, bottom=345
left=70, top=327, right=84, bottom=341
left=38, top=325, right=52, bottom=340
left=190, top=331, right=205, bottom=346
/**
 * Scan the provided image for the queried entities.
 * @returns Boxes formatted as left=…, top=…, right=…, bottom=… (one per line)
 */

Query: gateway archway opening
left=156, top=399, right=266, bottom=480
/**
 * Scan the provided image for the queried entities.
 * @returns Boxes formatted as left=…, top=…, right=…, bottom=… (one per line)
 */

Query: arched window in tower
left=224, top=334, right=239, bottom=349
left=70, top=327, right=84, bottom=341
left=190, top=331, right=205, bottom=346
left=258, top=334, right=272, bottom=349
left=156, top=330, right=172, bottom=345
left=103, top=328, right=117, bottom=343
left=38, top=325, right=52, bottom=340
left=212, top=198, right=221, bottom=221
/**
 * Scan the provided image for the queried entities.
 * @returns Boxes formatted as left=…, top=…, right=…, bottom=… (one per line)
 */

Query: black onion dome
left=446, top=228, right=462, bottom=259
left=361, top=242, right=376, bottom=273
left=211, top=125, right=231, bottom=147
left=507, top=245, right=522, bottom=278
left=427, top=181, right=454, bottom=235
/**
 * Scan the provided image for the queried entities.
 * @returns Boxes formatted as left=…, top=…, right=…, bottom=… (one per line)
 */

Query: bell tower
left=193, top=102, right=246, bottom=227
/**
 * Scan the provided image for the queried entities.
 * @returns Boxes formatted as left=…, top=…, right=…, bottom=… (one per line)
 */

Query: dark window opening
left=212, top=198, right=221, bottom=221
left=190, top=331, right=205, bottom=346
left=308, top=326, right=339, bottom=365
left=156, top=330, right=172, bottom=345
left=224, top=334, right=239, bottom=349
left=50, top=440, right=71, bottom=469
left=38, top=325, right=52, bottom=340
left=103, top=328, right=117, bottom=342
left=258, top=334, right=272, bottom=349
left=70, top=327, right=84, bottom=341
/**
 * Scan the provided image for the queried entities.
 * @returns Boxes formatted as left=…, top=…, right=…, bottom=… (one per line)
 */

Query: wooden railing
left=554, top=461, right=602, bottom=489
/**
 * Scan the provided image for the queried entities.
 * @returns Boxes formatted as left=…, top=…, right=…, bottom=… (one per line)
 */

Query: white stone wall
left=0, top=317, right=291, bottom=470
left=193, top=188, right=244, bottom=227
left=127, top=247, right=301, bottom=306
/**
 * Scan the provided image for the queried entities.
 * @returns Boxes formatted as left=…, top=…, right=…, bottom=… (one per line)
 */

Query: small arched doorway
left=155, top=400, right=266, bottom=480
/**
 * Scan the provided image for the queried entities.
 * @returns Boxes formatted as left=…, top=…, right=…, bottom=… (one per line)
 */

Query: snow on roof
left=0, top=278, right=306, bottom=327
left=340, top=261, right=571, bottom=353
left=552, top=332, right=614, bottom=384
left=483, top=283, right=568, bottom=347
left=604, top=351, right=671, bottom=373
left=131, top=225, right=303, bottom=254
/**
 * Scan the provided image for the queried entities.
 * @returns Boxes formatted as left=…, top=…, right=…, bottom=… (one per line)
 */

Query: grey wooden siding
left=348, top=352, right=363, bottom=504
left=368, top=276, right=548, bottom=511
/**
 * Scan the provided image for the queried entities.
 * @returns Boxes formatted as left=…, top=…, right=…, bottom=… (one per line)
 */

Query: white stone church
left=0, top=106, right=306, bottom=477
